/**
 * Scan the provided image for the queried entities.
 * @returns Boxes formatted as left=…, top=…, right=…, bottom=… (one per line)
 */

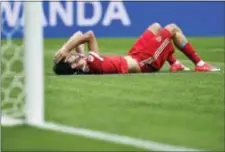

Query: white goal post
left=1, top=2, right=44, bottom=126
left=24, top=2, right=44, bottom=125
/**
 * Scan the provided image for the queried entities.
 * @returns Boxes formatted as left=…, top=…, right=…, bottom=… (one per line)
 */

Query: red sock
left=167, top=55, right=177, bottom=65
left=166, top=42, right=177, bottom=65
left=182, top=43, right=201, bottom=64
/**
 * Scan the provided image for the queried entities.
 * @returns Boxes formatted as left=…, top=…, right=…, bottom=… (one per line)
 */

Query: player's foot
left=195, top=63, right=220, bottom=72
left=170, top=63, right=190, bottom=72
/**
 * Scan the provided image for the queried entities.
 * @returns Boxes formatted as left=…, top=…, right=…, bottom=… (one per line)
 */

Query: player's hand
left=64, top=53, right=84, bottom=63
left=65, top=54, right=77, bottom=63
left=54, top=49, right=69, bottom=63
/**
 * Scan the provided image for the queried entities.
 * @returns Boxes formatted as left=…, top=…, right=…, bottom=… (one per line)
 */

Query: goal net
left=1, top=2, right=44, bottom=126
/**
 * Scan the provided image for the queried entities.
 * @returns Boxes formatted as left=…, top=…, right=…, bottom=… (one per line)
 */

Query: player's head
left=53, top=58, right=77, bottom=75
left=53, top=54, right=87, bottom=75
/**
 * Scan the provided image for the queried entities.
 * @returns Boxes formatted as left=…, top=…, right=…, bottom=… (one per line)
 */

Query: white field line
left=34, top=121, right=203, bottom=152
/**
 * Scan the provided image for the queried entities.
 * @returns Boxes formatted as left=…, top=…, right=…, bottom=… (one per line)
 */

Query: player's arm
left=68, top=30, right=99, bottom=54
left=62, top=30, right=98, bottom=53
left=54, top=31, right=83, bottom=63
left=75, top=44, right=85, bottom=54
left=85, top=31, right=99, bottom=54
left=54, top=31, right=99, bottom=63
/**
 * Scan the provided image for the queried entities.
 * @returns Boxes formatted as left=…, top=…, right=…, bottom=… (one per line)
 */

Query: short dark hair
left=53, top=59, right=76, bottom=75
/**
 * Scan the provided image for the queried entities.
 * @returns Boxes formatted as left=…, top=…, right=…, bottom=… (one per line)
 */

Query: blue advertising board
left=1, top=1, right=224, bottom=38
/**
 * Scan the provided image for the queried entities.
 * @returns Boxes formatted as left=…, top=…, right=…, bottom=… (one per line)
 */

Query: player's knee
left=166, top=23, right=182, bottom=33
left=149, top=23, right=162, bottom=30
left=148, top=22, right=162, bottom=35
left=164, top=23, right=178, bottom=35
left=169, top=23, right=178, bottom=28
left=152, top=22, right=162, bottom=28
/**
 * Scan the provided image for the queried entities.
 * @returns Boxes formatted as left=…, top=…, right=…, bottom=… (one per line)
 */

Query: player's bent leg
left=165, top=23, right=220, bottom=72
left=166, top=43, right=190, bottom=72
left=166, top=43, right=177, bottom=65
left=146, top=26, right=176, bottom=71
left=147, top=22, right=162, bottom=36
left=165, top=23, right=203, bottom=62
left=163, top=23, right=177, bottom=36
left=128, top=23, right=162, bottom=55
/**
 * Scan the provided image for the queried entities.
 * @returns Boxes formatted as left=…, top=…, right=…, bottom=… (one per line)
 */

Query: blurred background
left=2, top=1, right=224, bottom=38
left=1, top=1, right=224, bottom=151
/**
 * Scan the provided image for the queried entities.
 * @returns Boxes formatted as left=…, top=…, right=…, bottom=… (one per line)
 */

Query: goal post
left=24, top=2, right=44, bottom=125
left=1, top=2, right=44, bottom=126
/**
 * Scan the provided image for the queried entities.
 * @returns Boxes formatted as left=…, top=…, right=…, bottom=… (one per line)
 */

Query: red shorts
left=128, top=29, right=174, bottom=72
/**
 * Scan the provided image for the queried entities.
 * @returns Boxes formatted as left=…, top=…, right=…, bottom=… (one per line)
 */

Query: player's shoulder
left=87, top=51, right=104, bottom=62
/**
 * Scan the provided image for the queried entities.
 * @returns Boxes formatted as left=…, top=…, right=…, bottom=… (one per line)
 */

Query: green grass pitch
left=1, top=37, right=224, bottom=151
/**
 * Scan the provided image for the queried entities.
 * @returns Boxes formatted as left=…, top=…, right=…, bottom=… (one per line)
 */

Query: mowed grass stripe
left=47, top=85, right=223, bottom=116
left=44, top=37, right=225, bottom=150
left=46, top=72, right=223, bottom=90
left=2, top=37, right=224, bottom=151
left=45, top=70, right=223, bottom=150
left=46, top=74, right=223, bottom=114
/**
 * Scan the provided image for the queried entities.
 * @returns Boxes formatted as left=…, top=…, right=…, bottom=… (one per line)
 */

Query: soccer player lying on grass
left=53, top=23, right=220, bottom=75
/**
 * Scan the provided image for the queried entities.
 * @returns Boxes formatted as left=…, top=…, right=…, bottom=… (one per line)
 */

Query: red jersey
left=86, top=52, right=128, bottom=74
